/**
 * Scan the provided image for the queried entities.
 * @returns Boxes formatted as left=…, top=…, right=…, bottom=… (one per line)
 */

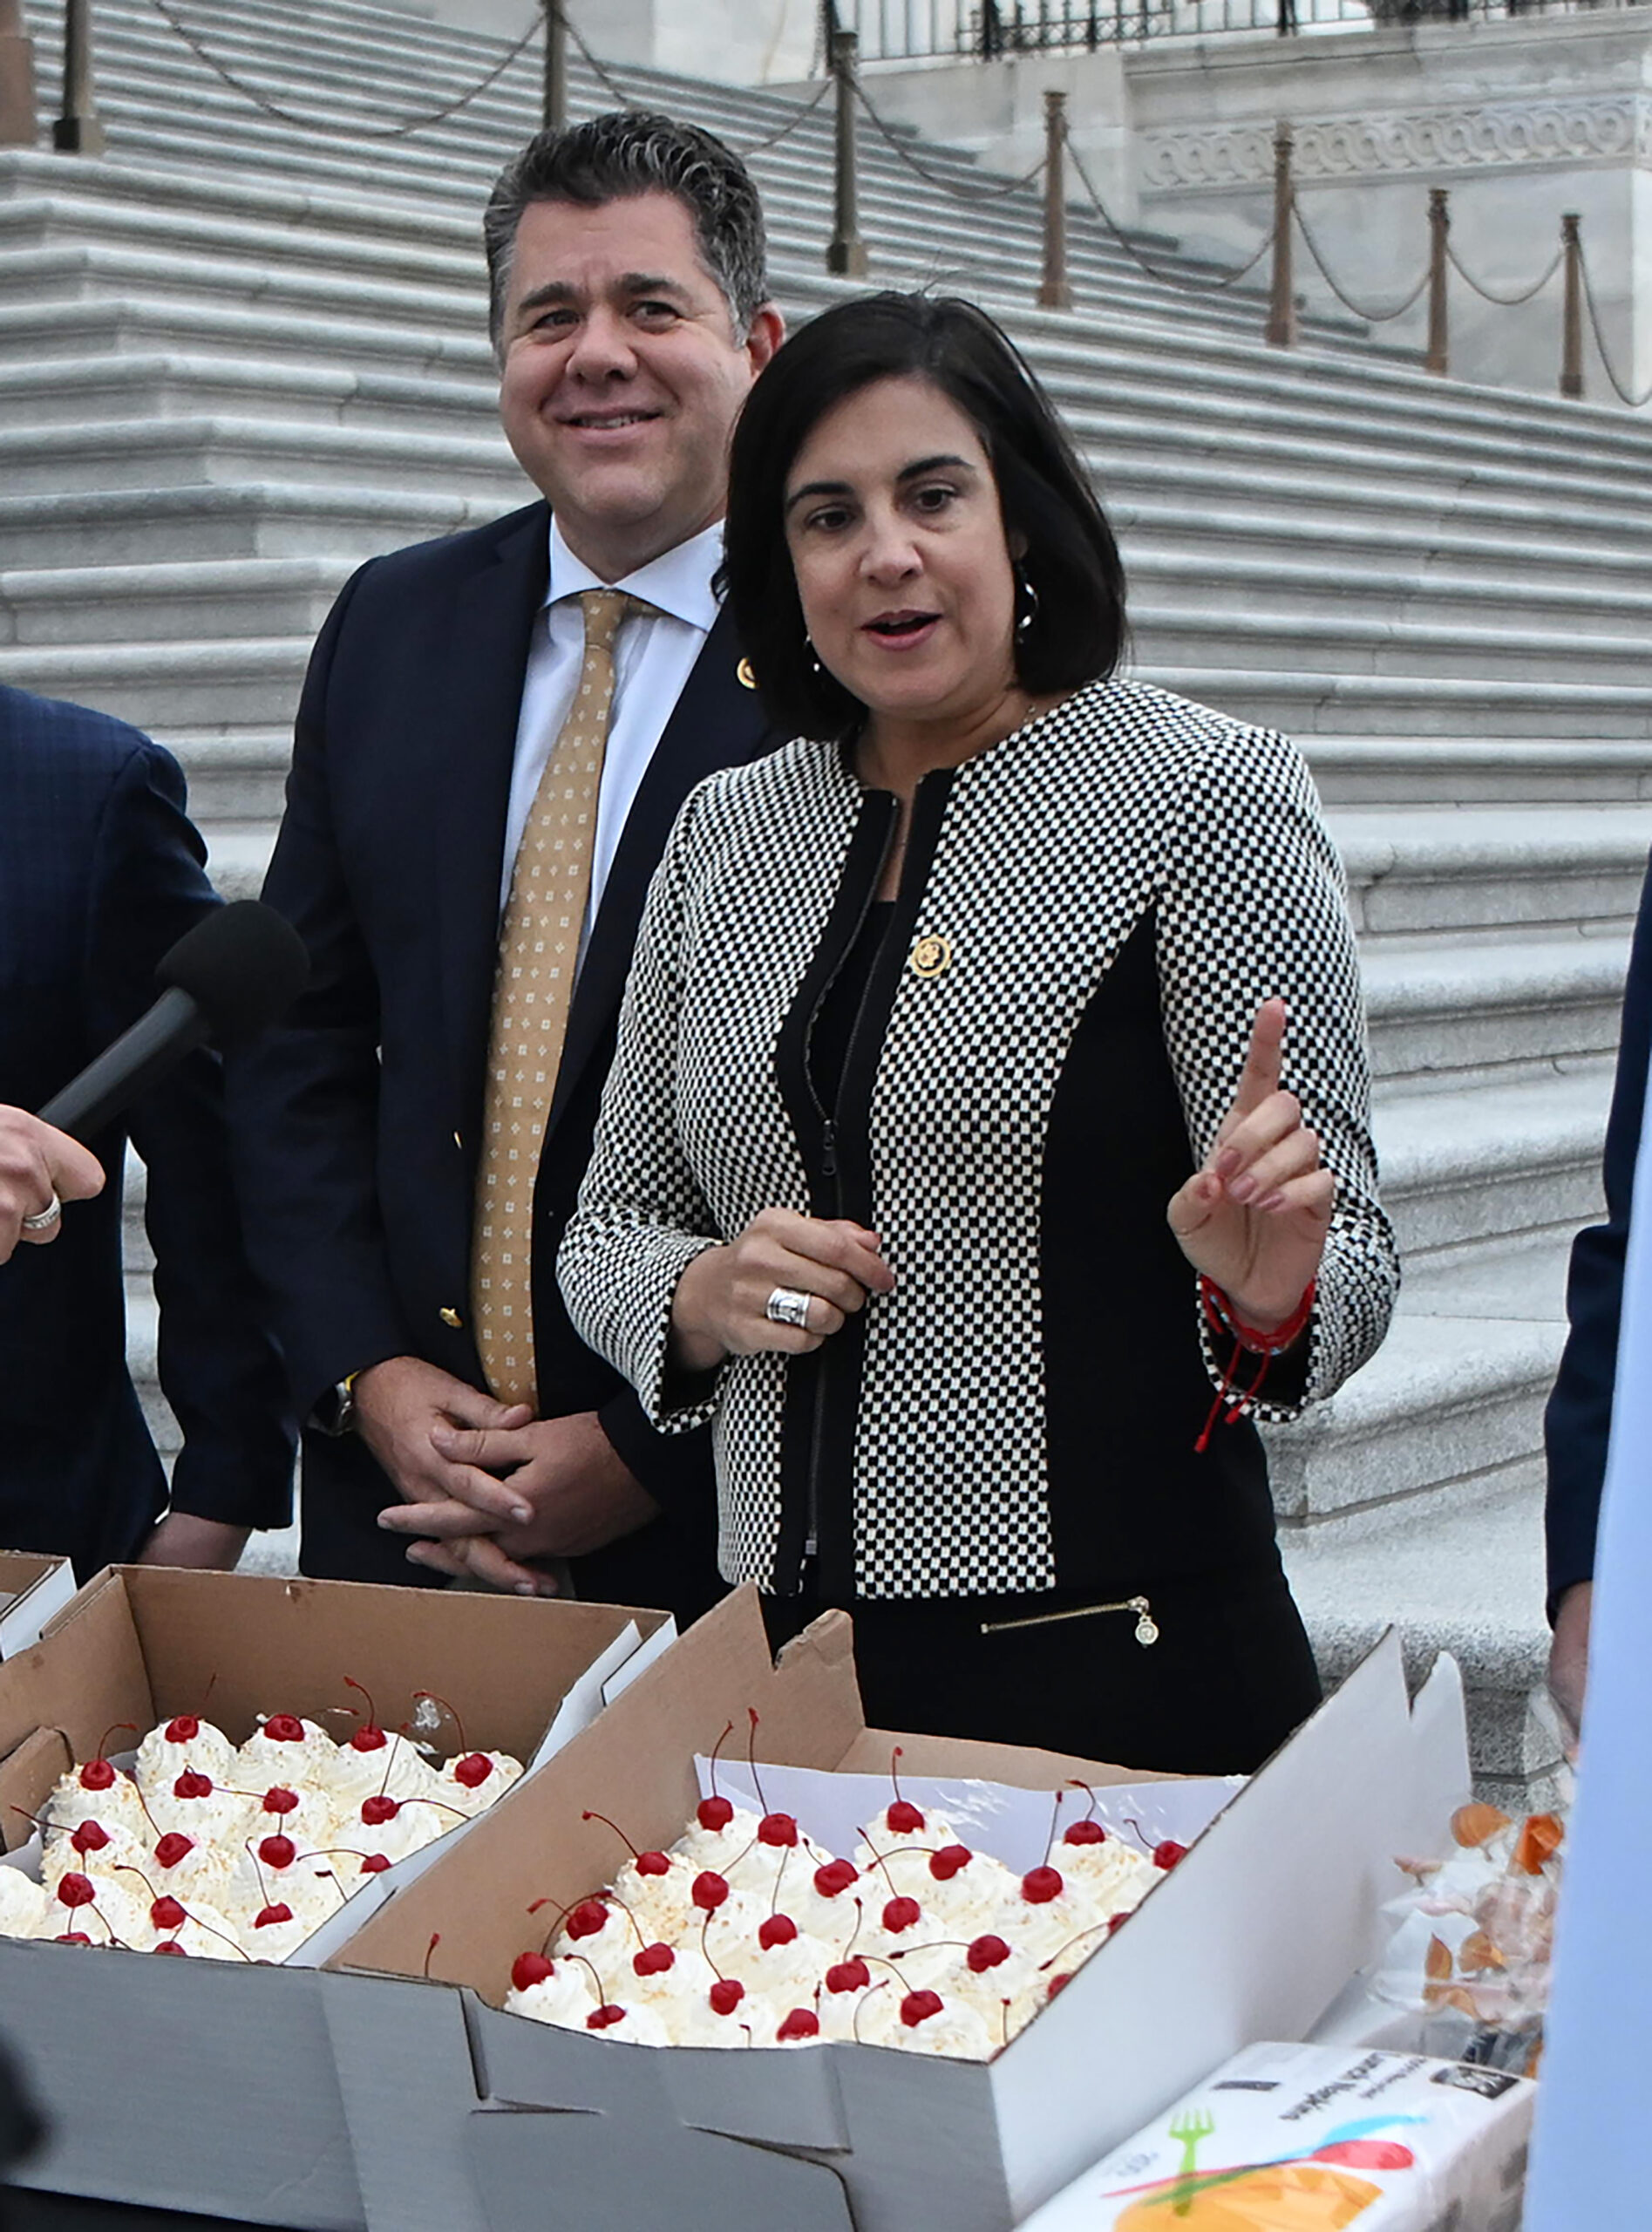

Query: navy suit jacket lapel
left=436, top=501, right=550, bottom=1141
left=547, top=602, right=774, bottom=1140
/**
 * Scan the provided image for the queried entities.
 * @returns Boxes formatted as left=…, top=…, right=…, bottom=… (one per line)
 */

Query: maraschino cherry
left=340, top=1677, right=389, bottom=1753
left=1062, top=1780, right=1108, bottom=1848
left=697, top=1913, right=745, bottom=2018
left=511, top=1950, right=554, bottom=1993
left=884, top=1746, right=925, bottom=1837
left=173, top=1769, right=214, bottom=1801
left=900, top=1990, right=945, bottom=2029
left=581, top=1810, right=671, bottom=1877
left=114, top=1862, right=186, bottom=1936
left=813, top=1857, right=858, bottom=1900
left=71, top=1820, right=112, bottom=1856
left=78, top=1721, right=137, bottom=1792
left=745, top=1710, right=799, bottom=1849
left=262, top=1715, right=306, bottom=1744
left=690, top=1869, right=730, bottom=1914
left=411, top=1691, right=493, bottom=1788
left=826, top=1901, right=872, bottom=1996
left=777, top=2006, right=820, bottom=2041
left=1020, top=1867, right=1064, bottom=1906
left=695, top=1721, right=737, bottom=1833
left=153, top=1833, right=195, bottom=1872
left=860, top=1833, right=922, bottom=1933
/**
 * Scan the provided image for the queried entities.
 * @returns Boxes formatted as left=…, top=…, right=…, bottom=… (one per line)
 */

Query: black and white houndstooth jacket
left=560, top=678, right=1399, bottom=1603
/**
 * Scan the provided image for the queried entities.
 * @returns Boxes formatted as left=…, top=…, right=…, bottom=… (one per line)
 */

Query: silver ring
left=765, top=1287, right=812, bottom=1330
left=19, top=1192, right=61, bottom=1233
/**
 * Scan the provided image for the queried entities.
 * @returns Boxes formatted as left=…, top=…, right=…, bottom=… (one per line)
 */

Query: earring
left=1015, top=572, right=1040, bottom=640
left=804, top=634, right=824, bottom=677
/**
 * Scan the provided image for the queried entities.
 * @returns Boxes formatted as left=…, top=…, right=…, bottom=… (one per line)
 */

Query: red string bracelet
left=1194, top=1275, right=1317, bottom=1454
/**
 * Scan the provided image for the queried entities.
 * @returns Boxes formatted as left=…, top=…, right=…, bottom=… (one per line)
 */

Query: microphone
left=39, top=901, right=309, bottom=1142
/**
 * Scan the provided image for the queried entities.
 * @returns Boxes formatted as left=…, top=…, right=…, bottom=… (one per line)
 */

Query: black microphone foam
left=155, top=900, right=309, bottom=1049
left=38, top=902, right=309, bottom=1141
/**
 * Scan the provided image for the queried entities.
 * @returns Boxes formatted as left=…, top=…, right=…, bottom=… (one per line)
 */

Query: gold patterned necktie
left=472, top=587, right=651, bottom=1409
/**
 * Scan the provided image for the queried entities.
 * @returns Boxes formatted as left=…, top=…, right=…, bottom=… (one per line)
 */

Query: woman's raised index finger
left=1232, top=997, right=1288, bottom=1117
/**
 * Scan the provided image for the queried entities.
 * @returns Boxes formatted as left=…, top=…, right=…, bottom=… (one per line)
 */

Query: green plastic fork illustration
left=1166, top=2107, right=1215, bottom=2217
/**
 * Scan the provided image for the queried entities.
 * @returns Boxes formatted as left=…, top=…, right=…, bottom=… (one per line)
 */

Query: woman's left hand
left=1166, top=998, right=1334, bottom=1334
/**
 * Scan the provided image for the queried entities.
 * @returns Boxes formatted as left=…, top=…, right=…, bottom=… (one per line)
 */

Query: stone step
left=1334, top=806, right=1652, bottom=943
left=1135, top=606, right=1651, bottom=688
left=1120, top=504, right=1652, bottom=595
left=201, top=823, right=276, bottom=902
left=1374, top=1068, right=1609, bottom=1262
left=0, top=634, right=309, bottom=732
left=0, top=346, right=500, bottom=438
left=0, top=480, right=505, bottom=564
left=0, top=555, right=351, bottom=646
left=1303, top=739, right=1652, bottom=808
left=1363, top=934, right=1631, bottom=1094
left=155, top=731, right=292, bottom=823
left=1128, top=551, right=1652, bottom=642
left=0, top=410, right=525, bottom=498
left=0, top=290, right=498, bottom=382
left=1281, top=1480, right=1562, bottom=1812
left=1148, top=665, right=1652, bottom=742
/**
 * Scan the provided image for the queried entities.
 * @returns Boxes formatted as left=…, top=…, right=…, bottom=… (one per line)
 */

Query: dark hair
left=722, top=293, right=1126, bottom=739
left=483, top=111, right=771, bottom=353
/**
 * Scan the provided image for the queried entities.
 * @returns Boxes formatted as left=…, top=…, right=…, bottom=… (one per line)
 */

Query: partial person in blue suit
left=0, top=682, right=295, bottom=1577
left=1543, top=854, right=1652, bottom=1735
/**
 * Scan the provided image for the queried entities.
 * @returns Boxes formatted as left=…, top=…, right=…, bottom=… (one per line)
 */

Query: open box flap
left=0, top=1554, right=77, bottom=1660
left=985, top=1628, right=1459, bottom=2222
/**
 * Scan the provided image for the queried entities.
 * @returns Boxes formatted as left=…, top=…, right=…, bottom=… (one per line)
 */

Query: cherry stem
left=1037, top=1920, right=1107, bottom=1973
left=890, top=1744, right=907, bottom=1810
left=412, top=1691, right=468, bottom=1756
left=843, top=1896, right=867, bottom=1961
left=700, top=1909, right=729, bottom=1985
left=114, top=1861, right=162, bottom=1904
left=94, top=1721, right=138, bottom=1766
left=565, top=1949, right=608, bottom=2004
left=707, top=1719, right=735, bottom=1807
left=1042, top=1791, right=1064, bottom=1868
left=856, top=1829, right=902, bottom=1895
left=244, top=1840, right=272, bottom=1910
left=851, top=1977, right=889, bottom=2044
left=423, top=1932, right=442, bottom=1980
left=608, top=1891, right=648, bottom=1950
left=1068, top=1779, right=1100, bottom=1827
left=768, top=1844, right=790, bottom=1916
left=744, top=1708, right=771, bottom=1817
left=403, top=1793, right=469, bottom=1822
left=1122, top=1816, right=1153, bottom=1855
left=526, top=1894, right=576, bottom=1958
left=582, top=1809, right=644, bottom=1865
left=342, top=1675, right=379, bottom=1731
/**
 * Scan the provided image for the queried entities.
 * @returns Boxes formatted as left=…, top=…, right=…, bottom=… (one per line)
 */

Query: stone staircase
left=9, top=0, right=1650, bottom=1805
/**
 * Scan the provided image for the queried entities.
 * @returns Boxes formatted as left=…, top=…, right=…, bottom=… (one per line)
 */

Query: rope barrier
left=851, top=77, right=1045, bottom=201
left=145, top=0, right=544, bottom=137
left=1445, top=238, right=1564, bottom=308
left=1577, top=245, right=1652, bottom=412
left=547, top=0, right=645, bottom=109
left=1292, top=201, right=1428, bottom=324
left=726, top=77, right=833, bottom=155
left=1065, top=137, right=1276, bottom=296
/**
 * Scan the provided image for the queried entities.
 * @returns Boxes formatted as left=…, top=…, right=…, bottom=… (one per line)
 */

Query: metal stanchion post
left=1424, top=187, right=1449, bottom=378
left=1037, top=90, right=1072, bottom=311
left=1560, top=211, right=1583, bottom=399
left=826, top=30, right=868, bottom=279
left=0, top=0, right=36, bottom=151
left=1265, top=122, right=1295, bottom=350
left=542, top=1, right=568, bottom=131
left=53, top=0, right=105, bottom=155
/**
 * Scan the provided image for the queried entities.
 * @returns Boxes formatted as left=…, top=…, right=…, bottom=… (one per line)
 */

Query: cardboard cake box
left=0, top=1549, right=77, bottom=1658
left=0, top=1564, right=675, bottom=2231
left=326, top=1584, right=1472, bottom=2232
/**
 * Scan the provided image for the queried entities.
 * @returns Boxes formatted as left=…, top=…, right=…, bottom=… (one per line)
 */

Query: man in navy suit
left=1544, top=858, right=1652, bottom=1736
left=229, top=114, right=783, bottom=1615
left=0, top=684, right=295, bottom=1576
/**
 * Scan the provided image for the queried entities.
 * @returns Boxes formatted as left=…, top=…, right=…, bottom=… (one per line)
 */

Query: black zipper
left=798, top=813, right=899, bottom=1559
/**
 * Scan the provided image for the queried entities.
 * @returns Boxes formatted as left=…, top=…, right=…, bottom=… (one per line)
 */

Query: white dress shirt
left=500, top=518, right=724, bottom=957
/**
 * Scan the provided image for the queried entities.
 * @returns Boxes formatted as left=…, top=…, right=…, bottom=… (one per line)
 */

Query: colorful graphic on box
left=1102, top=2106, right=1425, bottom=2224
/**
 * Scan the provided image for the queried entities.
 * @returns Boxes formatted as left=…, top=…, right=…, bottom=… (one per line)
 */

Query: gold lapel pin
left=737, top=657, right=758, bottom=691
left=910, top=933, right=953, bottom=980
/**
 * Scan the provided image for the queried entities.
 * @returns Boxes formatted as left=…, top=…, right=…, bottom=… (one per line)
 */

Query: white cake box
left=1017, top=2039, right=1534, bottom=2229
left=0, top=1549, right=77, bottom=1658
left=0, top=1564, right=673, bottom=2229
left=326, top=1584, right=1471, bottom=2232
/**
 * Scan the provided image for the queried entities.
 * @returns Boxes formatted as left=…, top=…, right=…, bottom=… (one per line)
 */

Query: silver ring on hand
left=765, top=1287, right=813, bottom=1330
left=19, top=1192, right=61, bottom=1233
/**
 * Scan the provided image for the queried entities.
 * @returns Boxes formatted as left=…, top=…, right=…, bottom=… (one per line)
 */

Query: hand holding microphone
left=0, top=1109, right=104, bottom=1264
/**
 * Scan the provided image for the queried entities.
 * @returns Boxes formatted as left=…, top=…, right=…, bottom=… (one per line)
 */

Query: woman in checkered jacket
left=560, top=295, right=1397, bottom=1773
